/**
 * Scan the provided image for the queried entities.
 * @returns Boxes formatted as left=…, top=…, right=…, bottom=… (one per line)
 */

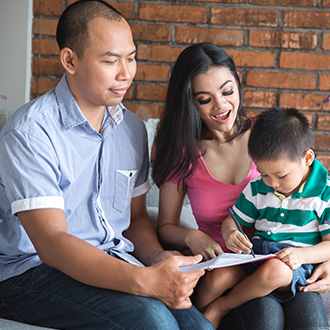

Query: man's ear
left=304, top=149, right=315, bottom=167
left=60, top=47, right=77, bottom=75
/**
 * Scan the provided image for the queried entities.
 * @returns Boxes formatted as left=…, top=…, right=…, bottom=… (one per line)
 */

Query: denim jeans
left=220, top=292, right=329, bottom=330
left=0, top=264, right=214, bottom=330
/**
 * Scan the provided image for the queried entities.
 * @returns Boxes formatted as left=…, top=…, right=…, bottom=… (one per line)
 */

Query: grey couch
left=0, top=108, right=329, bottom=329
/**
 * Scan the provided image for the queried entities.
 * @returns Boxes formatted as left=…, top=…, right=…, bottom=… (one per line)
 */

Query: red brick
left=249, top=0, right=317, bottom=5
left=249, top=30, right=317, bottom=49
left=178, top=0, right=243, bottom=2
left=124, top=103, right=163, bottom=120
left=324, top=0, right=330, bottom=6
left=211, top=8, right=278, bottom=27
left=176, top=27, right=244, bottom=46
left=317, top=114, right=330, bottom=131
left=227, top=50, right=275, bottom=68
left=32, top=58, right=64, bottom=76
left=32, top=39, right=59, bottom=56
left=137, top=45, right=183, bottom=63
left=314, top=94, right=330, bottom=109
left=33, top=0, right=62, bottom=16
left=33, top=18, right=58, bottom=36
left=135, top=64, right=170, bottom=82
left=319, top=75, right=330, bottom=91
left=322, top=33, right=330, bottom=50
left=316, top=155, right=330, bottom=171
left=243, top=90, right=275, bottom=108
left=123, top=86, right=133, bottom=101
left=314, top=134, right=330, bottom=151
left=280, top=52, right=330, bottom=71
left=284, top=11, right=330, bottom=29
left=279, top=93, right=325, bottom=110
left=247, top=71, right=315, bottom=90
left=65, top=1, right=135, bottom=19
left=31, top=77, right=60, bottom=96
left=136, top=84, right=167, bottom=102
left=130, top=24, right=171, bottom=43
left=108, top=2, right=135, bottom=19
left=139, top=4, right=206, bottom=23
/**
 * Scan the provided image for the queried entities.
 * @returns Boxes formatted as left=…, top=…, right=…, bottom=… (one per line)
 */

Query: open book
left=180, top=253, right=275, bottom=273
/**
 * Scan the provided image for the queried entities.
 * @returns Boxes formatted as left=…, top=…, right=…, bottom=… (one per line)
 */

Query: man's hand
left=299, top=259, right=330, bottom=293
left=144, top=254, right=205, bottom=309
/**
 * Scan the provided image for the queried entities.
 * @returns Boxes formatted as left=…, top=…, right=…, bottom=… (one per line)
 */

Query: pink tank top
left=169, top=154, right=259, bottom=252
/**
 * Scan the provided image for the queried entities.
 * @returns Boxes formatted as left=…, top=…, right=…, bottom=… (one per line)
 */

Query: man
left=0, top=1, right=212, bottom=329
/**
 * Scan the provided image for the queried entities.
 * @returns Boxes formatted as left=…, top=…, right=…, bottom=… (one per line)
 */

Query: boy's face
left=67, top=16, right=136, bottom=111
left=255, top=150, right=314, bottom=197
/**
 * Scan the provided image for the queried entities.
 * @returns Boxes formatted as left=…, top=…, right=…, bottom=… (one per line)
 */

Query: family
left=0, top=1, right=329, bottom=329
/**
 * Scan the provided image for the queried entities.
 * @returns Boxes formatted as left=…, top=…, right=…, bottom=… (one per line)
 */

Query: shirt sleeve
left=0, top=129, right=64, bottom=215
left=233, top=183, right=259, bottom=227
left=132, top=122, right=151, bottom=198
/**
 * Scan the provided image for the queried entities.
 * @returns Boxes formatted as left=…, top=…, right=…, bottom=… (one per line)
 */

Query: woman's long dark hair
left=152, top=43, right=250, bottom=188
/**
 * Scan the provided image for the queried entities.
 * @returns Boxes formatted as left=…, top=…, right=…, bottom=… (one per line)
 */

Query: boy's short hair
left=248, top=107, right=314, bottom=162
left=56, top=0, right=124, bottom=58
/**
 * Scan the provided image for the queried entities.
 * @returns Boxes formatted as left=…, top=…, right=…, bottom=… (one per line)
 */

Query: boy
left=194, top=107, right=330, bottom=328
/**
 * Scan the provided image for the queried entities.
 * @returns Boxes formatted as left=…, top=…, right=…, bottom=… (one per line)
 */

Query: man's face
left=70, top=17, right=136, bottom=111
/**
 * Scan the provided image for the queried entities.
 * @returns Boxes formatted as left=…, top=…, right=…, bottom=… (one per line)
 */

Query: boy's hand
left=225, top=228, right=253, bottom=254
left=276, top=247, right=304, bottom=270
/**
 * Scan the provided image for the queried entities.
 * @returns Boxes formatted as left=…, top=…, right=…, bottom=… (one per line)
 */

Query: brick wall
left=31, top=0, right=330, bottom=167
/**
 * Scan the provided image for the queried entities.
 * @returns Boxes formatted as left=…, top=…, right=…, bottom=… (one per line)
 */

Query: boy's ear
left=304, top=149, right=315, bottom=167
left=60, top=47, right=77, bottom=75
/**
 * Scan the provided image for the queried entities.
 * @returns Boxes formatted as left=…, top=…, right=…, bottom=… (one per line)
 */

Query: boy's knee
left=259, top=259, right=292, bottom=287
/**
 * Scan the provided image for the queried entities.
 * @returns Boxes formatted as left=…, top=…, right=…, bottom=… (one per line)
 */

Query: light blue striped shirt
left=0, top=75, right=150, bottom=281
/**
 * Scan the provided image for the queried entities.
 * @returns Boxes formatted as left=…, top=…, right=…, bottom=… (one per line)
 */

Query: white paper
left=180, top=253, right=275, bottom=273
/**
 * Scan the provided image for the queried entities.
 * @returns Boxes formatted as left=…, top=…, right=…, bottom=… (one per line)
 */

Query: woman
left=152, top=42, right=330, bottom=330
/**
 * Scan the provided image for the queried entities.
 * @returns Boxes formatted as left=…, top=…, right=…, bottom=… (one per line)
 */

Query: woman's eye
left=198, top=98, right=211, bottom=105
left=223, top=89, right=233, bottom=96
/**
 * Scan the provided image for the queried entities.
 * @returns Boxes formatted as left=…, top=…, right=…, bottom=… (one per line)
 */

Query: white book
left=180, top=253, right=275, bottom=273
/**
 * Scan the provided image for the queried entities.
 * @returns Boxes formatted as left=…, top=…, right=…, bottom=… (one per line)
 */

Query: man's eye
left=198, top=98, right=211, bottom=105
left=279, top=175, right=287, bottom=179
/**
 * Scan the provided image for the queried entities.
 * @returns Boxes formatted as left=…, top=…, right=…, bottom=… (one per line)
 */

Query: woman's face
left=192, top=66, right=240, bottom=138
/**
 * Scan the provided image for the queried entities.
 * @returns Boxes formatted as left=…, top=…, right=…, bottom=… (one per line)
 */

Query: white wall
left=0, top=0, right=33, bottom=109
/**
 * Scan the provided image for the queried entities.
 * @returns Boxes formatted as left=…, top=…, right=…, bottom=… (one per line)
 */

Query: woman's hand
left=299, top=259, right=330, bottom=293
left=184, top=229, right=223, bottom=260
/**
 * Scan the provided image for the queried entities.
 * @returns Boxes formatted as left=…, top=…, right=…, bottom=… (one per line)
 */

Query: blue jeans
left=220, top=292, right=329, bottom=330
left=0, top=264, right=214, bottom=330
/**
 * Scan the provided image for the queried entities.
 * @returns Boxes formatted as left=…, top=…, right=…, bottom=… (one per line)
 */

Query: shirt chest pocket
left=113, top=170, right=138, bottom=213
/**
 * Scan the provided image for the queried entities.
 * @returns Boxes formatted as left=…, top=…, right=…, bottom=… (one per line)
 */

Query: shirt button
left=267, top=231, right=271, bottom=235
left=280, top=213, right=284, bottom=217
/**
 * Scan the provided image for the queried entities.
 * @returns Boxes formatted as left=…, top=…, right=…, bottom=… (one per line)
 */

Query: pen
left=229, top=208, right=256, bottom=258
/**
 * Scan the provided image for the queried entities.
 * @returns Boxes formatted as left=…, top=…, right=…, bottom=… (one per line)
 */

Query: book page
left=180, top=253, right=275, bottom=273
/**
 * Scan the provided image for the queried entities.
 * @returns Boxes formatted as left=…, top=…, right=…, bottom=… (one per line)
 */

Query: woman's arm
left=158, top=181, right=222, bottom=260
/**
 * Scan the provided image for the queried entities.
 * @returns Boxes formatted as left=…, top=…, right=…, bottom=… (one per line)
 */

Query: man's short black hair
left=248, top=107, right=314, bottom=162
left=56, top=0, right=124, bottom=58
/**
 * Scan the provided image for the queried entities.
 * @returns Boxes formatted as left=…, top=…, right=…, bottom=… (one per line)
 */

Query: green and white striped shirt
left=233, top=159, right=330, bottom=247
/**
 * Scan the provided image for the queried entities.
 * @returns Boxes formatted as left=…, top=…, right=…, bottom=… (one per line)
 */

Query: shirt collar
left=55, top=75, right=127, bottom=131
